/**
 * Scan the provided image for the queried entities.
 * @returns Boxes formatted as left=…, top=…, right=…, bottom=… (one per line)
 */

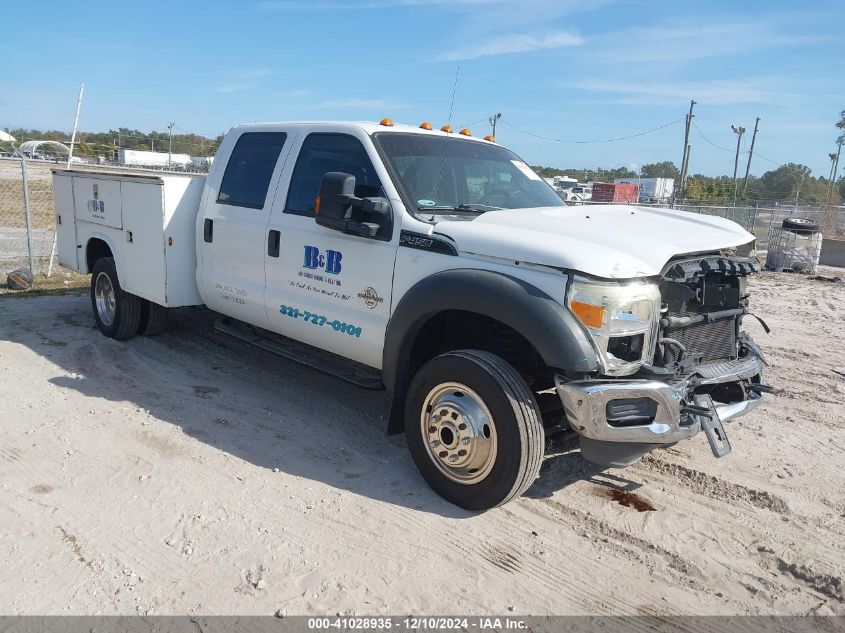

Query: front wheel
left=404, top=350, right=545, bottom=510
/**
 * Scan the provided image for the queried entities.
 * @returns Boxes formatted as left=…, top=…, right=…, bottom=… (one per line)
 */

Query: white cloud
left=589, top=20, right=822, bottom=64
left=258, top=0, right=506, bottom=9
left=316, top=97, right=409, bottom=110
left=563, top=78, right=796, bottom=106
left=436, top=30, right=583, bottom=61
left=215, top=69, right=277, bottom=94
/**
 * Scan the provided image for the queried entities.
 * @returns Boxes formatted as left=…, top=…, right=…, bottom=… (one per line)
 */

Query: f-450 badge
left=358, top=287, right=383, bottom=309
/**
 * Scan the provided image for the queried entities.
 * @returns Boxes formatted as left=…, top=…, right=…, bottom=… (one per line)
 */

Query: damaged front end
left=557, top=254, right=774, bottom=467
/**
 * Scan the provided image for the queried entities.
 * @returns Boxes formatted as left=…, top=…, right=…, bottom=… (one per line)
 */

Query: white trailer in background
left=191, top=156, right=214, bottom=170
left=615, top=177, right=675, bottom=203
left=119, top=149, right=192, bottom=168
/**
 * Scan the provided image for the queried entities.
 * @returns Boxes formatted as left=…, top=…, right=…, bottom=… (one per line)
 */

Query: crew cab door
left=199, top=130, right=293, bottom=327
left=264, top=131, right=398, bottom=369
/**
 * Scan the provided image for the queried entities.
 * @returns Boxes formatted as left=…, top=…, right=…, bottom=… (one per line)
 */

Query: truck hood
left=433, top=205, right=755, bottom=279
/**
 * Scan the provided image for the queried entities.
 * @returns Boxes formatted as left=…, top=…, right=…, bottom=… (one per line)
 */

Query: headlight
left=566, top=277, right=660, bottom=376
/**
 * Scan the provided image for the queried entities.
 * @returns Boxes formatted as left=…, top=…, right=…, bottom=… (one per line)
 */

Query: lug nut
left=438, top=451, right=448, bottom=458
left=428, top=426, right=437, bottom=433
left=458, top=423, right=467, bottom=430
left=458, top=449, right=467, bottom=456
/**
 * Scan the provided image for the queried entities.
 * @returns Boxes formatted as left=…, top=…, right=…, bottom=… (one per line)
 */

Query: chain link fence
left=2, top=157, right=844, bottom=285
left=0, top=158, right=58, bottom=278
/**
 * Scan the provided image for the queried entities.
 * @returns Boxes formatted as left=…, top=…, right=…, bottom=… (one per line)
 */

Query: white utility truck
left=53, top=120, right=771, bottom=510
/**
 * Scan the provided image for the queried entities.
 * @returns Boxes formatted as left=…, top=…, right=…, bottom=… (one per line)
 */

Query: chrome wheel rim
left=420, top=382, right=497, bottom=485
left=94, top=272, right=116, bottom=326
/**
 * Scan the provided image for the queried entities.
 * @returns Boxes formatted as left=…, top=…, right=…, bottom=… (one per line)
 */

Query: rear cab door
left=263, top=125, right=401, bottom=369
left=198, top=126, right=297, bottom=327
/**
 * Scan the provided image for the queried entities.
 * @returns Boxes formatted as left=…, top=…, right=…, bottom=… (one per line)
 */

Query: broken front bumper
left=556, top=352, right=765, bottom=450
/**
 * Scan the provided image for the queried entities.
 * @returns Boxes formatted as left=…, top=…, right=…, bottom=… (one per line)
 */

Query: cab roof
left=229, top=120, right=499, bottom=145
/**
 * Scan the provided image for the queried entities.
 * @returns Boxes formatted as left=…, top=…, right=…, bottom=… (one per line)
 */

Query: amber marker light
left=570, top=301, right=604, bottom=329
left=419, top=121, right=433, bottom=130
left=440, top=124, right=454, bottom=133
left=484, top=135, right=495, bottom=142
left=379, top=118, right=394, bottom=126
left=459, top=128, right=472, bottom=136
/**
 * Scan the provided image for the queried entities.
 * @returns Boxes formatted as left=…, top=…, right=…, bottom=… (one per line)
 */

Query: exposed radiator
left=663, top=302, right=737, bottom=364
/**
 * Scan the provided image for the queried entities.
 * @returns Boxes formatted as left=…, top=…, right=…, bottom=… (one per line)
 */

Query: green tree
left=755, top=163, right=812, bottom=202
left=641, top=161, right=680, bottom=180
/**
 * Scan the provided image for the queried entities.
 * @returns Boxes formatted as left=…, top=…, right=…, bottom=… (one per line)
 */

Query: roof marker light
left=419, top=121, right=433, bottom=130
left=484, top=135, right=495, bottom=142
left=441, top=124, right=454, bottom=133
left=379, top=118, right=394, bottom=127
left=459, top=128, right=472, bottom=136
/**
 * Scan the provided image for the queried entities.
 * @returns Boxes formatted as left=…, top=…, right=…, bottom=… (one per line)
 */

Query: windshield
left=373, top=132, right=565, bottom=215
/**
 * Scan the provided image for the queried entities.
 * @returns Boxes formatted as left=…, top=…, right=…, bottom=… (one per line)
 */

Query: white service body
left=53, top=170, right=205, bottom=307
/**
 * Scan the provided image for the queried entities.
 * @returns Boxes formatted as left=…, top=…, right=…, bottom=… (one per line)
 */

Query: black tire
left=404, top=350, right=544, bottom=510
left=90, top=257, right=142, bottom=340
left=782, top=217, right=819, bottom=234
left=139, top=299, right=170, bottom=336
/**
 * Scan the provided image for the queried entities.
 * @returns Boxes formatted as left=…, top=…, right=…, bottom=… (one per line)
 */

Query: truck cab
left=54, top=120, right=770, bottom=510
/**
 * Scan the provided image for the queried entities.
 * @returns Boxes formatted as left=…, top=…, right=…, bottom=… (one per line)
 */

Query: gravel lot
left=0, top=270, right=843, bottom=616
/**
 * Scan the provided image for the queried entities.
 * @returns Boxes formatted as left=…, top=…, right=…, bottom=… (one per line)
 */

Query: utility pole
left=826, top=150, right=838, bottom=203
left=677, top=99, right=696, bottom=203
left=731, top=124, right=745, bottom=204
left=66, top=83, right=85, bottom=169
left=832, top=139, right=843, bottom=199
left=795, top=169, right=807, bottom=211
left=488, top=113, right=502, bottom=139
left=742, top=117, right=760, bottom=191
left=168, top=121, right=175, bottom=167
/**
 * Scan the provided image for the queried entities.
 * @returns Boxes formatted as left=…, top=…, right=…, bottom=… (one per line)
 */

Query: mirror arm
left=316, top=216, right=379, bottom=238
left=323, top=193, right=388, bottom=213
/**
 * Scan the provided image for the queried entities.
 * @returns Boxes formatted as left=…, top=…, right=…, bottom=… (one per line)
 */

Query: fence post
left=751, top=203, right=758, bottom=236
left=21, top=158, right=35, bottom=277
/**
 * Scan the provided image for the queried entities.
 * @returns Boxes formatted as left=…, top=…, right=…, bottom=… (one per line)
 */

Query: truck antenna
left=430, top=66, right=460, bottom=219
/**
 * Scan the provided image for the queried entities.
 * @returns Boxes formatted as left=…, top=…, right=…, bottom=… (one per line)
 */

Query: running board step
left=213, top=318, right=384, bottom=390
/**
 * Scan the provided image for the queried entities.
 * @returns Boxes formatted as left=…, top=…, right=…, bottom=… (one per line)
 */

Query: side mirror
left=315, top=172, right=389, bottom=239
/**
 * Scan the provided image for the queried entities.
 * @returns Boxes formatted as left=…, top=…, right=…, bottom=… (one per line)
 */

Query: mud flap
left=693, top=394, right=732, bottom=458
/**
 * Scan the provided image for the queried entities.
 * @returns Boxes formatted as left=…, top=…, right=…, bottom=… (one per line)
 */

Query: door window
left=285, top=134, right=382, bottom=217
left=217, top=132, right=287, bottom=209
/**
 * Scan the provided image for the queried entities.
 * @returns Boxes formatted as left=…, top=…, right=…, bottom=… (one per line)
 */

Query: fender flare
left=83, top=231, right=121, bottom=276
left=382, top=268, right=598, bottom=433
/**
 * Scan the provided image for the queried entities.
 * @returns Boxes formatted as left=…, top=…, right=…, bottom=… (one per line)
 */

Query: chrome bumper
left=556, top=354, right=765, bottom=445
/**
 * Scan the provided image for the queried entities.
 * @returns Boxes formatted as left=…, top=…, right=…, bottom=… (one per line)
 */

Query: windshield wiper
left=418, top=203, right=501, bottom=214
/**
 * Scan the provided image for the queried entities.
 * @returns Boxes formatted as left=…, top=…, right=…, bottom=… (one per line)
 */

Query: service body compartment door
left=120, top=181, right=167, bottom=304
left=72, top=177, right=123, bottom=229
left=53, top=174, right=79, bottom=270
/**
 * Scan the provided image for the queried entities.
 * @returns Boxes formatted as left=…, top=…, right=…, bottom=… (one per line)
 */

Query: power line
left=500, top=118, right=684, bottom=144
left=692, top=122, right=734, bottom=153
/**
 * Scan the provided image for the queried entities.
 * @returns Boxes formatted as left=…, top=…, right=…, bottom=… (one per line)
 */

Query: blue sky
left=2, top=0, right=842, bottom=176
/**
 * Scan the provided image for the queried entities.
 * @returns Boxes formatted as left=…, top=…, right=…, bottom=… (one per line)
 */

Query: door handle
left=268, top=229, right=281, bottom=257
left=203, top=218, right=214, bottom=243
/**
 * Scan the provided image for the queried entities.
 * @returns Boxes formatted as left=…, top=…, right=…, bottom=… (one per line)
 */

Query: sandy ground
left=0, top=269, right=843, bottom=617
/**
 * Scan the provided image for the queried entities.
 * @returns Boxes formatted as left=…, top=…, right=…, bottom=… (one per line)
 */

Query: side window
left=217, top=132, right=287, bottom=209
left=285, top=134, right=382, bottom=217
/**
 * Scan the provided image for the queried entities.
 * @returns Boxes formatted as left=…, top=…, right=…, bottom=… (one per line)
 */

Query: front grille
left=663, top=301, right=737, bottom=364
